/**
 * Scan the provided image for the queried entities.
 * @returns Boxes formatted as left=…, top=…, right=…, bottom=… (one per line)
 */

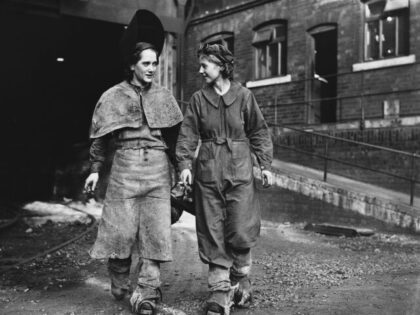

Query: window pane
left=366, top=0, right=386, bottom=17
left=254, top=22, right=287, bottom=79
left=366, top=21, right=380, bottom=60
left=256, top=46, right=267, bottom=79
left=268, top=43, right=279, bottom=76
left=224, top=37, right=234, bottom=54
left=398, top=13, right=409, bottom=55
left=208, top=39, right=223, bottom=46
left=253, top=28, right=272, bottom=45
left=274, top=25, right=286, bottom=40
left=207, top=36, right=234, bottom=54
left=382, top=15, right=396, bottom=57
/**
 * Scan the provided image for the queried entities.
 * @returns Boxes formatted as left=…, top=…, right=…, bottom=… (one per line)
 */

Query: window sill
left=245, top=74, right=292, bottom=88
left=352, top=55, right=416, bottom=72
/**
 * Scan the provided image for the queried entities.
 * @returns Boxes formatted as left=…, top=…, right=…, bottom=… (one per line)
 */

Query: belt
left=115, top=138, right=166, bottom=150
left=201, top=137, right=248, bottom=151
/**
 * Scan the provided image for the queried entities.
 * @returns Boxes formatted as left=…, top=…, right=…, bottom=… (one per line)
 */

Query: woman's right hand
left=84, top=172, right=99, bottom=193
left=180, top=169, right=192, bottom=186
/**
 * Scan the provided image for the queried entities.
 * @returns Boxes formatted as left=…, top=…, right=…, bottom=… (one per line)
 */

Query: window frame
left=252, top=20, right=287, bottom=80
left=363, top=0, right=409, bottom=61
left=201, top=31, right=234, bottom=54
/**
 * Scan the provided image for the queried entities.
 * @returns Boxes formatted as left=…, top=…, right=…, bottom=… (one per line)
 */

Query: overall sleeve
left=176, top=96, right=200, bottom=171
left=89, top=136, right=108, bottom=173
left=162, top=123, right=181, bottom=168
left=245, top=93, right=273, bottom=171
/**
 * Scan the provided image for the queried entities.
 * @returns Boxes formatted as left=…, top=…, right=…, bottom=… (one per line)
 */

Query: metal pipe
left=265, top=87, right=420, bottom=108
left=271, top=123, right=420, bottom=158
left=323, top=139, right=328, bottom=181
left=410, top=153, right=416, bottom=206
left=274, top=143, right=420, bottom=184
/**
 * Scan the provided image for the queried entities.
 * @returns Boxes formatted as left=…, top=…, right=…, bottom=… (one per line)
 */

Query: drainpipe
left=176, top=0, right=186, bottom=100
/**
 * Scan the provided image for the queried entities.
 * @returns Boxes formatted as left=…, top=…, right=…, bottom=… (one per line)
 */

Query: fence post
left=410, top=153, right=416, bottom=206
left=323, top=138, right=329, bottom=182
left=274, top=95, right=278, bottom=126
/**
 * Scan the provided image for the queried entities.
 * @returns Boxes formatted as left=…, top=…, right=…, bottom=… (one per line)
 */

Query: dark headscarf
left=197, top=43, right=234, bottom=79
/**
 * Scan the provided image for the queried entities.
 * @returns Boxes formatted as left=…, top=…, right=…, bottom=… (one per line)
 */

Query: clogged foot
left=206, top=302, right=226, bottom=315
left=132, top=301, right=187, bottom=315
left=130, top=286, right=186, bottom=315
left=233, top=278, right=252, bottom=308
left=132, top=299, right=156, bottom=315
left=154, top=304, right=187, bottom=315
left=111, top=284, right=129, bottom=300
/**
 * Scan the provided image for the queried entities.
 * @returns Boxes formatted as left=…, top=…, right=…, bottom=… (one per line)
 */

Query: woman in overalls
left=176, top=43, right=273, bottom=315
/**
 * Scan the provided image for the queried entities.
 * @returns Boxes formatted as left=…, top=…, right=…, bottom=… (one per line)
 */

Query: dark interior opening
left=313, top=29, right=337, bottom=123
left=0, top=7, right=124, bottom=201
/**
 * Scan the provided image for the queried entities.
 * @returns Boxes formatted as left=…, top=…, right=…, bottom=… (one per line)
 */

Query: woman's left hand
left=262, top=170, right=273, bottom=188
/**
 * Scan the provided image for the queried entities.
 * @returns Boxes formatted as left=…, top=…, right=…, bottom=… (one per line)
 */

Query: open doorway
left=309, top=25, right=338, bottom=123
left=0, top=7, right=124, bottom=201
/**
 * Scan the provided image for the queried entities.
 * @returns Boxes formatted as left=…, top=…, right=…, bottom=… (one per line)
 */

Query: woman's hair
left=124, top=42, right=159, bottom=81
left=197, top=43, right=234, bottom=79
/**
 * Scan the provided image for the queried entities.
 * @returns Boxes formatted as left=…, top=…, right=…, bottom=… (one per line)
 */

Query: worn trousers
left=208, top=248, right=252, bottom=292
left=108, top=257, right=161, bottom=289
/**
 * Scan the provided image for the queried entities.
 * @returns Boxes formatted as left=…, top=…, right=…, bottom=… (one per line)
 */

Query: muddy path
left=2, top=186, right=420, bottom=314
left=2, top=212, right=420, bottom=315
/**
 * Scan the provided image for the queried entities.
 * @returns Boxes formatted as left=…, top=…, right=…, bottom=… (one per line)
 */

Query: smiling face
left=130, top=48, right=158, bottom=87
left=198, top=55, right=222, bottom=85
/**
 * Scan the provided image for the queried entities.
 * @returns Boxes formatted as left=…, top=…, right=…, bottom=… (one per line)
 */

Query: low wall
left=272, top=125, right=420, bottom=196
left=257, top=165, right=420, bottom=233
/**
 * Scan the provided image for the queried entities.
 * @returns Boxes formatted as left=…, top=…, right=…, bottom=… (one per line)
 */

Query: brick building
left=183, top=0, right=420, bottom=194
left=184, top=0, right=420, bottom=130
left=1, top=0, right=419, bottom=201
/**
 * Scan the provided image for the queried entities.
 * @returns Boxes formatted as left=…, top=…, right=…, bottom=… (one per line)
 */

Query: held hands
left=262, top=169, right=273, bottom=188
left=84, top=172, right=99, bottom=193
left=180, top=169, right=192, bottom=186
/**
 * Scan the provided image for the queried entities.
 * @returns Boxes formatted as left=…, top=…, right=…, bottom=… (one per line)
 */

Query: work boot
left=108, top=257, right=131, bottom=300
left=230, top=275, right=252, bottom=308
left=130, top=285, right=186, bottom=315
left=205, top=289, right=235, bottom=315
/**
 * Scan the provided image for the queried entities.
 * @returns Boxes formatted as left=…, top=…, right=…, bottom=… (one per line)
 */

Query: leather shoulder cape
left=90, top=81, right=183, bottom=138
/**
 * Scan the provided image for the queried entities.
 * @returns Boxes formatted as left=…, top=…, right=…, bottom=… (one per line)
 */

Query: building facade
left=184, top=0, right=420, bottom=130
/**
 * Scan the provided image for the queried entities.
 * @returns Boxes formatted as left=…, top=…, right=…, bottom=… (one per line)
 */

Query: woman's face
left=198, top=55, right=222, bottom=84
left=130, top=48, right=158, bottom=86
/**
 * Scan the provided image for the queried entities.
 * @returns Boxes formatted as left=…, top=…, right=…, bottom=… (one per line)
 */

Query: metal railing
left=270, top=123, right=420, bottom=206
left=269, top=87, right=420, bottom=124
left=265, top=61, right=420, bottom=125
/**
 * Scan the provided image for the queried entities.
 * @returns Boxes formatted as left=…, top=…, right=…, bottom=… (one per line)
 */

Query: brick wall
left=184, top=0, right=420, bottom=124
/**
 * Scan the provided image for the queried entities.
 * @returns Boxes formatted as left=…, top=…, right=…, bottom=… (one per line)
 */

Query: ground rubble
left=1, top=209, right=420, bottom=314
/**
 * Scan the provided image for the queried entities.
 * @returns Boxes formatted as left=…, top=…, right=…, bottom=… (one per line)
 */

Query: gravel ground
left=1, top=195, right=420, bottom=314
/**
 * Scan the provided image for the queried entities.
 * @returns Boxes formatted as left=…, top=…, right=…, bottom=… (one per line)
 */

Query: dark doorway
left=0, top=6, right=124, bottom=201
left=311, top=27, right=337, bottom=123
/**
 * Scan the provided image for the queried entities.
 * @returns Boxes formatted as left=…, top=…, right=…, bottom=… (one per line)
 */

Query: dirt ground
left=1, top=192, right=420, bottom=315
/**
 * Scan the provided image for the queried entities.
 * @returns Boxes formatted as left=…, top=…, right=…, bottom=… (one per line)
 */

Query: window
left=253, top=21, right=287, bottom=79
left=364, top=0, right=409, bottom=61
left=155, top=33, right=177, bottom=95
left=202, top=32, right=234, bottom=54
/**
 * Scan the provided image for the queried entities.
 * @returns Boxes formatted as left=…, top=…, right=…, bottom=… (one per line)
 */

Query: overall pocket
left=232, top=142, right=252, bottom=183
left=196, top=143, right=216, bottom=184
